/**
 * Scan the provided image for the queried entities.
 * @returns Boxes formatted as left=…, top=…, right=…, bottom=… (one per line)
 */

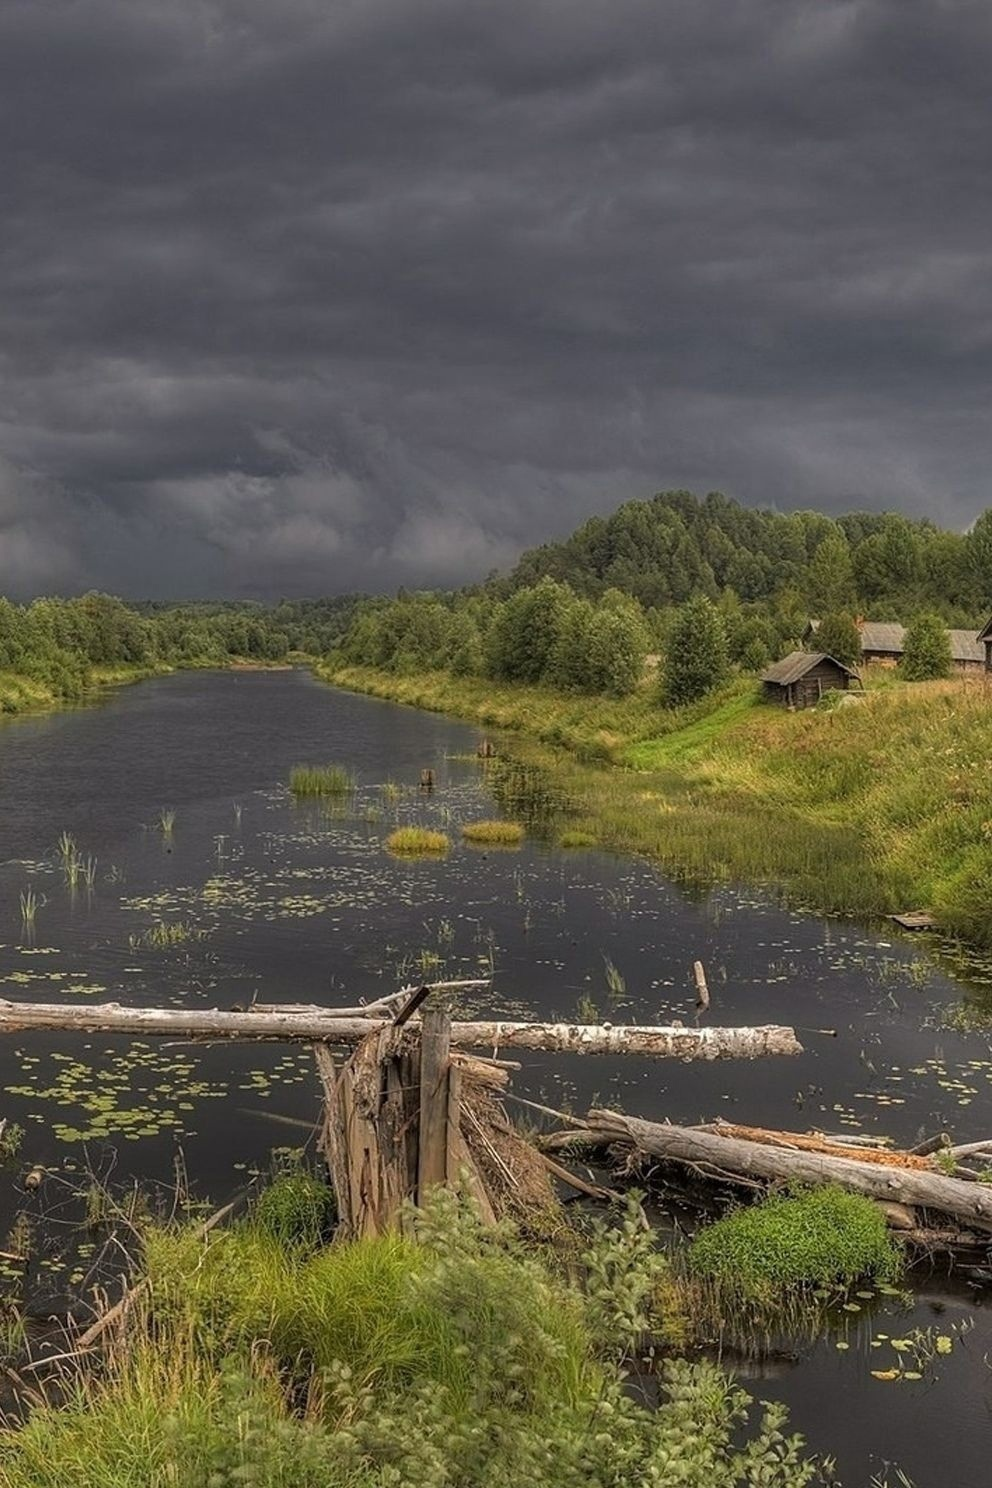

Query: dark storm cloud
left=2, top=0, right=992, bottom=597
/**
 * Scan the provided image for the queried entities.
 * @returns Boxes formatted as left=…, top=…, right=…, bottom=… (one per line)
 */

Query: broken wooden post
left=693, top=961, right=710, bottom=1012
left=419, top=768, right=435, bottom=792
left=418, top=996, right=452, bottom=1199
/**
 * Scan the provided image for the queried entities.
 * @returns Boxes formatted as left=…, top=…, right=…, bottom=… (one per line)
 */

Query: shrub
left=289, top=763, right=353, bottom=796
left=661, top=595, right=730, bottom=707
left=461, top=820, right=525, bottom=845
left=688, top=1186, right=901, bottom=1304
left=559, top=829, right=597, bottom=848
left=386, top=826, right=450, bottom=856
left=902, top=612, right=952, bottom=680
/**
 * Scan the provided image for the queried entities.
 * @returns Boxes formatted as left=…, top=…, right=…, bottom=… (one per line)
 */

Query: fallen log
left=0, top=1000, right=803, bottom=1059
left=586, top=1110, right=992, bottom=1232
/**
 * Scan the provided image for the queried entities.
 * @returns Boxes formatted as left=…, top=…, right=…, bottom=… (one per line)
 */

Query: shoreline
left=317, top=661, right=992, bottom=955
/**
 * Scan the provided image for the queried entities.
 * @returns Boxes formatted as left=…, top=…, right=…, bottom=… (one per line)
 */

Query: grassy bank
left=0, top=1183, right=829, bottom=1487
left=320, top=663, right=992, bottom=949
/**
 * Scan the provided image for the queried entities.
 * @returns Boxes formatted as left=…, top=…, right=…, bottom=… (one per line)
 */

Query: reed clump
left=289, top=763, right=353, bottom=797
left=386, top=826, right=451, bottom=856
left=461, top=819, right=525, bottom=846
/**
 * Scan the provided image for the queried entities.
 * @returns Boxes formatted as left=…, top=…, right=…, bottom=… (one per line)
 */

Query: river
left=0, top=667, right=990, bottom=1483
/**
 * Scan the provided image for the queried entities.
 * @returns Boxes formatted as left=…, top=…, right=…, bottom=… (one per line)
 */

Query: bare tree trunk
left=0, top=1000, right=802, bottom=1059
left=585, top=1110, right=992, bottom=1231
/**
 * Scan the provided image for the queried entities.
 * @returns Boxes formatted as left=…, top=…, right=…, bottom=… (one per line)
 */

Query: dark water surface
left=1, top=669, right=991, bottom=1483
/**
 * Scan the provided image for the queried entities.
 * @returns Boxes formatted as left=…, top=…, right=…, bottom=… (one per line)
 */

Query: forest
left=332, top=491, right=992, bottom=699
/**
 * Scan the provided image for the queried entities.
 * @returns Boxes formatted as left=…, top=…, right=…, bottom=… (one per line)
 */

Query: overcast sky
left=2, top=0, right=991, bottom=599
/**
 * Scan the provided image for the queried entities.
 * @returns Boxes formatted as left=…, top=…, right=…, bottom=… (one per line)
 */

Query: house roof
left=762, top=651, right=858, bottom=687
left=808, top=619, right=984, bottom=663
left=857, top=622, right=905, bottom=655
left=948, top=629, right=985, bottom=664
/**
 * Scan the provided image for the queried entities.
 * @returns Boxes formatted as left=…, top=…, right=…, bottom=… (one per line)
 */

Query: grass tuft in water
left=130, top=920, right=205, bottom=950
left=157, top=808, right=176, bottom=836
left=289, top=763, right=353, bottom=797
left=688, top=1186, right=902, bottom=1310
left=386, top=826, right=450, bottom=856
left=18, top=889, right=38, bottom=928
left=461, top=819, right=525, bottom=846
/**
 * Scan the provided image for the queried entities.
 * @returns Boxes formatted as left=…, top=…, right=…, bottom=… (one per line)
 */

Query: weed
left=130, top=920, right=205, bottom=950
left=251, top=1170, right=336, bottom=1253
left=559, top=829, right=597, bottom=848
left=603, top=955, right=626, bottom=1001
left=575, top=993, right=599, bottom=1023
left=18, top=888, right=38, bottom=928
left=461, top=819, right=525, bottom=846
left=289, top=763, right=353, bottom=797
left=158, top=808, right=176, bottom=836
left=688, top=1187, right=902, bottom=1309
left=386, top=826, right=450, bottom=856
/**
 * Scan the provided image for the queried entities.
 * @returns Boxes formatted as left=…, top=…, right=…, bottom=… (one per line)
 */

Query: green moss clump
left=688, top=1186, right=901, bottom=1303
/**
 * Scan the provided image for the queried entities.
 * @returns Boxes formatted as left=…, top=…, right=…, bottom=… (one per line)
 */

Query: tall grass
left=289, top=763, right=353, bottom=797
left=157, top=808, right=176, bottom=836
left=0, top=1188, right=826, bottom=1488
left=386, top=826, right=450, bottom=856
left=461, top=819, right=525, bottom=846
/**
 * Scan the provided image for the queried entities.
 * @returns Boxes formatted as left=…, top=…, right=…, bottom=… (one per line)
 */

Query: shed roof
left=980, top=616, right=992, bottom=643
left=858, top=622, right=905, bottom=655
left=761, top=651, right=857, bottom=687
left=948, top=629, right=985, bottom=664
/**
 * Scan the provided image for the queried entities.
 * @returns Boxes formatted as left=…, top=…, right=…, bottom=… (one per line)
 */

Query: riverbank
left=0, top=657, right=310, bottom=722
left=320, top=663, right=992, bottom=949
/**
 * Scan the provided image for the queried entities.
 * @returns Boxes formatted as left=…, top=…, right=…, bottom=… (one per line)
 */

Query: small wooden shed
left=761, top=651, right=859, bottom=710
left=980, top=615, right=992, bottom=673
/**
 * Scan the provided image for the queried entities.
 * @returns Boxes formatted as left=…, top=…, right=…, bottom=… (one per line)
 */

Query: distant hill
left=503, top=490, right=992, bottom=624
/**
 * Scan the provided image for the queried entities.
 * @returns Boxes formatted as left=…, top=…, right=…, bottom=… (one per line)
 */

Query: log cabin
left=761, top=651, right=860, bottom=709
left=980, top=615, right=992, bottom=672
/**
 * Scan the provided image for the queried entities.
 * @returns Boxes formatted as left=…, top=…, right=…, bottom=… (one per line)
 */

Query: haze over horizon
left=3, top=0, right=992, bottom=601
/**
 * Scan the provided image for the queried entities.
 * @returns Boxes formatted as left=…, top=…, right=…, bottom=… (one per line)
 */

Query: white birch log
left=0, top=1000, right=802, bottom=1059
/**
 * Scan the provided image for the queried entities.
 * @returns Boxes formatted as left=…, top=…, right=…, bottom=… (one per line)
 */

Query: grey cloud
left=1, top=0, right=991, bottom=598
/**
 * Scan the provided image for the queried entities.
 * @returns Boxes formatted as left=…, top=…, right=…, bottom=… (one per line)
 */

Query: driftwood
left=0, top=999, right=802, bottom=1059
left=585, top=1110, right=992, bottom=1232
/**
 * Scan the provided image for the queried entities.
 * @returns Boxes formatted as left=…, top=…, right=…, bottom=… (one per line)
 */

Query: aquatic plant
left=575, top=993, right=599, bottom=1023
left=688, top=1186, right=902, bottom=1307
left=251, top=1170, right=336, bottom=1253
left=602, top=954, right=626, bottom=1001
left=18, top=888, right=38, bottom=928
left=157, top=808, right=176, bottom=836
left=130, top=920, right=205, bottom=950
left=386, top=826, right=450, bottom=856
left=81, top=854, right=98, bottom=889
left=380, top=780, right=403, bottom=803
left=461, top=819, right=525, bottom=846
left=559, top=829, right=597, bottom=848
left=55, top=830, right=77, bottom=866
left=233, top=802, right=243, bottom=826
left=289, top=762, right=353, bottom=797
left=0, top=1123, right=23, bottom=1163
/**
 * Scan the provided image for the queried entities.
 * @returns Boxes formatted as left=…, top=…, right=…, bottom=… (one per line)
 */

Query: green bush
left=688, top=1186, right=901, bottom=1303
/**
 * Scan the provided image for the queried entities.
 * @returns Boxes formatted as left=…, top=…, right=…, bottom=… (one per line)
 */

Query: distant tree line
left=0, top=593, right=362, bottom=707
left=333, top=490, right=992, bottom=707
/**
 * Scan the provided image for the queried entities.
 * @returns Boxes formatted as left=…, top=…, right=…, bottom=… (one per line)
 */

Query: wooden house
left=761, top=651, right=860, bottom=710
left=980, top=615, right=992, bottom=673
left=804, top=619, right=985, bottom=672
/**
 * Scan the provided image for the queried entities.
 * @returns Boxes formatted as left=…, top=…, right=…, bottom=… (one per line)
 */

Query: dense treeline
left=505, top=489, right=992, bottom=621
left=0, top=594, right=362, bottom=709
left=333, top=491, right=992, bottom=702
